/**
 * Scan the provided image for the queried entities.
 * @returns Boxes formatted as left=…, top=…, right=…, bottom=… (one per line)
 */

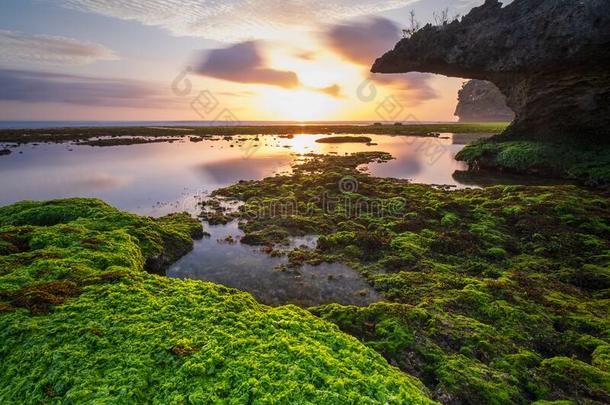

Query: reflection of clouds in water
left=365, top=136, right=472, bottom=186
left=368, top=142, right=423, bottom=178
left=369, top=155, right=422, bottom=178
left=197, top=155, right=292, bottom=184
left=64, top=172, right=133, bottom=192
left=0, top=134, right=479, bottom=211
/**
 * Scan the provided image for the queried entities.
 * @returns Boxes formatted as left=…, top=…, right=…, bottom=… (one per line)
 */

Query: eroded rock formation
left=455, top=80, right=514, bottom=122
left=372, top=0, right=610, bottom=143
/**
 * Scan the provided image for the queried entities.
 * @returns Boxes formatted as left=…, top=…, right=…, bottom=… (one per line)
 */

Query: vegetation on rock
left=214, top=152, right=610, bottom=404
left=456, top=139, right=610, bottom=187
left=0, top=198, right=435, bottom=403
left=316, top=136, right=373, bottom=144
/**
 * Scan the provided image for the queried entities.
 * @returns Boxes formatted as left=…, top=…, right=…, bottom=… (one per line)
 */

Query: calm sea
left=0, top=120, right=445, bottom=129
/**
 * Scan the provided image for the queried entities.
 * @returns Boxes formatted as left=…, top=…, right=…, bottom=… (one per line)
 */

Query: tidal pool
left=166, top=221, right=381, bottom=307
left=0, top=132, right=565, bottom=306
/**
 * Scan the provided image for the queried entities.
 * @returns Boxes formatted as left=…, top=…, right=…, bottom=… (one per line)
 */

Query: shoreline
left=0, top=123, right=508, bottom=144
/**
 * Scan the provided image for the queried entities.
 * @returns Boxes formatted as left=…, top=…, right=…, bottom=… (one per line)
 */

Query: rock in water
left=454, top=80, right=514, bottom=122
left=372, top=0, right=610, bottom=144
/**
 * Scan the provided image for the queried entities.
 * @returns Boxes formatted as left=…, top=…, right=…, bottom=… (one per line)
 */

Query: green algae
left=0, top=198, right=436, bottom=403
left=456, top=139, right=610, bottom=186
left=315, top=136, right=373, bottom=144
left=213, top=152, right=610, bottom=404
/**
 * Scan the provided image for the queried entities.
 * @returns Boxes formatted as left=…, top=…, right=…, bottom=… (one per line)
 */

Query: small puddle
left=166, top=221, right=381, bottom=307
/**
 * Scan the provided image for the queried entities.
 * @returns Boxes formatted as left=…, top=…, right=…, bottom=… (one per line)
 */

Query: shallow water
left=1, top=132, right=565, bottom=307
left=0, top=133, right=480, bottom=214
left=167, top=221, right=381, bottom=307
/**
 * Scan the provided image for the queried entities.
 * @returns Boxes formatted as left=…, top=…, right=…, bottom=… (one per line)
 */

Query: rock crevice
left=372, top=0, right=610, bottom=143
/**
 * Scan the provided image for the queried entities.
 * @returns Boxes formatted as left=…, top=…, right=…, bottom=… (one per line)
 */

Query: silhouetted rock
left=454, top=80, right=514, bottom=122
left=372, top=0, right=610, bottom=143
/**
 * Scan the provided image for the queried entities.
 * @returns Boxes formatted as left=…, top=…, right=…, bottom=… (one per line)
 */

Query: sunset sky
left=0, top=0, right=503, bottom=122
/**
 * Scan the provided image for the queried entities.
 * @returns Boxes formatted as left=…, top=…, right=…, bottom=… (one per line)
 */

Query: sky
left=0, top=0, right=499, bottom=122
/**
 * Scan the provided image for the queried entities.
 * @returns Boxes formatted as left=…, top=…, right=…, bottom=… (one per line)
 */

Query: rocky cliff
left=372, top=0, right=610, bottom=144
left=454, top=80, right=514, bottom=122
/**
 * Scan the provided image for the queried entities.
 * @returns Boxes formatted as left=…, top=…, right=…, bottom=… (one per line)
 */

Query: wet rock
left=144, top=254, right=167, bottom=275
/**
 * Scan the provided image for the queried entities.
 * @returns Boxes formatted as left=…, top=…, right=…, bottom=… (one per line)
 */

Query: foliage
left=0, top=198, right=435, bottom=403
left=215, top=152, right=610, bottom=404
left=456, top=139, right=610, bottom=186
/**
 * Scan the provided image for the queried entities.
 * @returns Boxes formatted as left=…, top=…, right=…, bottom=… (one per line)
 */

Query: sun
left=260, top=88, right=343, bottom=121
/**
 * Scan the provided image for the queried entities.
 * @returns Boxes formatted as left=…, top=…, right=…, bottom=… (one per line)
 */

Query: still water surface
left=1, top=133, right=562, bottom=306
left=0, top=133, right=478, bottom=213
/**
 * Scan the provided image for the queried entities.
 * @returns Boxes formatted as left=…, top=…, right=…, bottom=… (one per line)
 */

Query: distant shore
left=0, top=123, right=509, bottom=144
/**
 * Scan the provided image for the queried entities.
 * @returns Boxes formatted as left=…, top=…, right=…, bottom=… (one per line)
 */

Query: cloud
left=369, top=72, right=439, bottom=106
left=316, top=84, right=342, bottom=98
left=215, top=90, right=256, bottom=97
left=0, top=68, right=170, bottom=108
left=324, top=17, right=400, bottom=66
left=58, top=0, right=412, bottom=40
left=324, top=17, right=438, bottom=105
left=295, top=51, right=316, bottom=61
left=0, top=30, right=118, bottom=66
left=194, top=41, right=299, bottom=89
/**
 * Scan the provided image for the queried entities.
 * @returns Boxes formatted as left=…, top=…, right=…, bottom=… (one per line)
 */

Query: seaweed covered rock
left=0, top=198, right=435, bottom=403
left=372, top=0, right=610, bottom=144
left=454, top=80, right=514, bottom=123
left=216, top=153, right=610, bottom=404
left=455, top=139, right=610, bottom=186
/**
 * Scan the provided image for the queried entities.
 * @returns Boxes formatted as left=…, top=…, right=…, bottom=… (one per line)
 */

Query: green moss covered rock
left=215, top=152, right=610, bottom=404
left=0, top=198, right=435, bottom=403
left=455, top=139, right=610, bottom=186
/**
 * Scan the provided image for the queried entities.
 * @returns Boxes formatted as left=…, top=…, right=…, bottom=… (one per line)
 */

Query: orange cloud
left=324, top=17, right=439, bottom=106
left=324, top=17, right=400, bottom=66
left=194, top=41, right=299, bottom=88
left=316, top=84, right=342, bottom=98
